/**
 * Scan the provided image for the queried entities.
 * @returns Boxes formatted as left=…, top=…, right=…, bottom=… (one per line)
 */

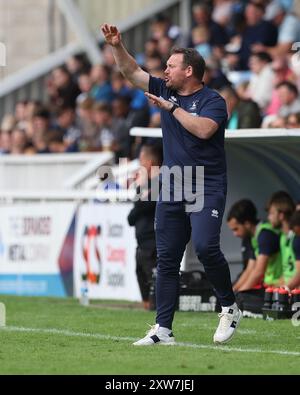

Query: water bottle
left=277, top=288, right=289, bottom=311
left=80, top=282, right=89, bottom=307
left=271, top=288, right=280, bottom=310
left=263, top=287, right=274, bottom=309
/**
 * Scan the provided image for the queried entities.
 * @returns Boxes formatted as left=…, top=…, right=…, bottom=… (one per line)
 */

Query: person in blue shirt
left=102, top=24, right=242, bottom=346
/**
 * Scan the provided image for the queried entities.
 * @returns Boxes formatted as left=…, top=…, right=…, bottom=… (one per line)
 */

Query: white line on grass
left=2, top=326, right=300, bottom=357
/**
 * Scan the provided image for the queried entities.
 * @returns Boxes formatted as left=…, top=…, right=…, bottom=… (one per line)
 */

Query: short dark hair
left=276, top=81, right=298, bottom=96
left=170, top=47, right=206, bottom=82
left=33, top=107, right=50, bottom=120
left=227, top=199, right=258, bottom=225
left=250, top=51, right=272, bottom=64
left=266, top=191, right=295, bottom=220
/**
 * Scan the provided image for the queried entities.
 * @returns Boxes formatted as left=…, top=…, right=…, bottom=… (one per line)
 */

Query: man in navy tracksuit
left=102, top=24, right=242, bottom=346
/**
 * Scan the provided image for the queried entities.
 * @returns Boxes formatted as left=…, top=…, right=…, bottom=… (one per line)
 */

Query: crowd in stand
left=1, top=0, right=300, bottom=158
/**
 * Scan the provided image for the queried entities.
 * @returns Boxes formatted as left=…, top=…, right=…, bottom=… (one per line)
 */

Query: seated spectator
left=149, top=13, right=181, bottom=43
left=77, top=97, right=98, bottom=152
left=277, top=81, right=300, bottom=117
left=190, top=3, right=229, bottom=47
left=135, top=38, right=159, bottom=67
left=55, top=106, right=81, bottom=152
left=101, top=43, right=116, bottom=68
left=46, top=129, right=66, bottom=153
left=212, top=0, right=235, bottom=28
left=253, top=1, right=300, bottom=58
left=111, top=71, right=132, bottom=97
left=66, top=54, right=91, bottom=84
left=144, top=53, right=165, bottom=74
left=286, top=112, right=300, bottom=128
left=191, top=26, right=212, bottom=60
left=90, top=64, right=114, bottom=103
left=157, top=36, right=174, bottom=64
left=227, top=199, right=257, bottom=292
left=10, top=128, right=28, bottom=155
left=246, top=52, right=274, bottom=112
left=264, top=114, right=287, bottom=128
left=77, top=72, right=93, bottom=102
left=32, top=107, right=51, bottom=136
left=31, top=129, right=50, bottom=154
left=265, top=57, right=296, bottom=116
left=218, top=85, right=262, bottom=129
left=48, top=66, right=81, bottom=109
left=267, top=191, right=300, bottom=290
left=1, top=114, right=16, bottom=133
left=0, top=130, right=11, bottom=154
left=204, top=62, right=232, bottom=90
left=14, top=100, right=28, bottom=130
left=93, top=102, right=130, bottom=159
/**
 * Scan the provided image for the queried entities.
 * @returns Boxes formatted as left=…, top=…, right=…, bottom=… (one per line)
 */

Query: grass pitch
left=0, top=295, right=299, bottom=375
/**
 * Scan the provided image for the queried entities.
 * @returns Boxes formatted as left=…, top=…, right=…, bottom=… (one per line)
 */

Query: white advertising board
left=74, top=203, right=141, bottom=302
left=0, top=203, right=76, bottom=297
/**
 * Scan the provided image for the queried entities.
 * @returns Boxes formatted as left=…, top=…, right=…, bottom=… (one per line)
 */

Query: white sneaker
left=133, top=324, right=176, bottom=346
left=213, top=304, right=243, bottom=345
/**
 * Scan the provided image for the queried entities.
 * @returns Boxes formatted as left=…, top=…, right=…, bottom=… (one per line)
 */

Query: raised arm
left=101, top=24, right=150, bottom=92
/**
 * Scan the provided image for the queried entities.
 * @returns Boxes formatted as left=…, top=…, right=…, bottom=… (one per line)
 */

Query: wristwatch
left=169, top=101, right=180, bottom=114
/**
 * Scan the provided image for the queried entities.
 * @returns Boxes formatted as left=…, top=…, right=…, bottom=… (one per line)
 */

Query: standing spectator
left=90, top=64, right=114, bottom=103
left=128, top=144, right=163, bottom=310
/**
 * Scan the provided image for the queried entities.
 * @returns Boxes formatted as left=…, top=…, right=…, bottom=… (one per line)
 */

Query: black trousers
left=155, top=199, right=235, bottom=329
left=136, top=245, right=157, bottom=302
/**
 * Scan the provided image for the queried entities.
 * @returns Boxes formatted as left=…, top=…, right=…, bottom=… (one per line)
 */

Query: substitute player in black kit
left=102, top=24, right=242, bottom=345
